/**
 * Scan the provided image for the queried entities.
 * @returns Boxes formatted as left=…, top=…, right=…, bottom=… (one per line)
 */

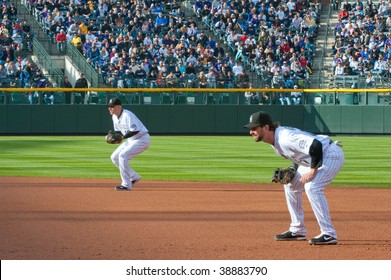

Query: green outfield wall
left=0, top=105, right=390, bottom=134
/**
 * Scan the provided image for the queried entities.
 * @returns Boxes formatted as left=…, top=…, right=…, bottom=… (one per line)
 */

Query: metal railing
left=32, top=38, right=64, bottom=86
left=1, top=87, right=390, bottom=106
left=314, top=3, right=333, bottom=88
left=65, top=42, right=101, bottom=88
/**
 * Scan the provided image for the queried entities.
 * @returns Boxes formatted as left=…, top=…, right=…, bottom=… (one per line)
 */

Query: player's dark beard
left=254, top=134, right=263, bottom=142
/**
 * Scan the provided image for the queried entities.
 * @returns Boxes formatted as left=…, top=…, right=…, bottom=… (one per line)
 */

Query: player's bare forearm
left=300, top=168, right=318, bottom=184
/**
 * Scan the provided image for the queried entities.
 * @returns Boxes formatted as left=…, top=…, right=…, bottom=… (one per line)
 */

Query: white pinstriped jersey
left=112, top=109, right=148, bottom=140
left=272, top=126, right=345, bottom=238
left=272, top=126, right=331, bottom=167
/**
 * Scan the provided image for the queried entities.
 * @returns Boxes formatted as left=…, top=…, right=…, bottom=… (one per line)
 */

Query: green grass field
left=0, top=136, right=390, bottom=188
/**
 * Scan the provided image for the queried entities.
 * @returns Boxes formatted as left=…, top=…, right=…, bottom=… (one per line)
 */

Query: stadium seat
left=142, top=93, right=152, bottom=104
left=88, top=92, right=99, bottom=104
left=206, top=93, right=216, bottom=104
left=53, top=92, right=66, bottom=104
left=73, top=93, right=83, bottom=104
left=176, top=93, right=187, bottom=104
left=219, top=93, right=230, bottom=104
left=186, top=93, right=196, bottom=104
left=131, top=93, right=140, bottom=104
left=314, top=93, right=323, bottom=105
left=160, top=93, right=172, bottom=104
left=10, top=92, right=28, bottom=104
left=97, top=92, right=107, bottom=104
left=118, top=93, right=127, bottom=104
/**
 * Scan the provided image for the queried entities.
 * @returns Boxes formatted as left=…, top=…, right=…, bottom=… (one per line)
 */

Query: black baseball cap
left=108, top=98, right=122, bottom=106
left=243, top=111, right=273, bottom=129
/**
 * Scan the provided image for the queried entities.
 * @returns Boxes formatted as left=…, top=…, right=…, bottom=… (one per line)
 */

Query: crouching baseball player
left=244, top=111, right=344, bottom=245
left=106, top=98, right=150, bottom=191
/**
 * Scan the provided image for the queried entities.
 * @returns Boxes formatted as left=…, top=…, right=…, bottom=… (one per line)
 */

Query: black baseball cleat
left=115, top=185, right=132, bottom=191
left=274, top=230, right=306, bottom=241
left=309, top=234, right=337, bottom=245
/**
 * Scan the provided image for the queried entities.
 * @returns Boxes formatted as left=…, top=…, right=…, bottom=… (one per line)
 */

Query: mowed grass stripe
left=0, top=136, right=390, bottom=188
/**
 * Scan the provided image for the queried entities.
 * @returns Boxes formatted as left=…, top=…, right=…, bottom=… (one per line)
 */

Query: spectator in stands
left=338, top=8, right=349, bottom=22
left=258, top=85, right=271, bottom=105
left=224, top=70, right=235, bottom=89
left=374, top=55, right=387, bottom=75
left=42, top=83, right=55, bottom=105
left=108, top=70, right=120, bottom=88
left=71, top=33, right=83, bottom=53
left=272, top=71, right=285, bottom=89
left=85, top=29, right=96, bottom=42
left=86, top=44, right=100, bottom=66
left=352, top=0, right=364, bottom=11
left=78, top=21, right=88, bottom=41
left=155, top=13, right=168, bottom=33
left=5, top=59, right=17, bottom=78
left=62, top=76, right=73, bottom=104
left=291, top=85, right=302, bottom=105
left=0, top=64, right=7, bottom=80
left=342, top=0, right=352, bottom=12
left=353, top=6, right=365, bottom=20
left=100, top=19, right=112, bottom=34
left=74, top=72, right=88, bottom=104
left=194, top=0, right=203, bottom=17
left=291, top=59, right=303, bottom=74
left=333, top=0, right=341, bottom=11
left=206, top=68, right=216, bottom=88
left=238, top=70, right=250, bottom=88
left=232, top=61, right=243, bottom=76
left=279, top=88, right=292, bottom=105
left=235, top=41, right=244, bottom=61
left=68, top=21, right=80, bottom=35
left=349, top=56, right=360, bottom=74
left=366, top=71, right=375, bottom=87
left=55, top=29, right=67, bottom=52
left=197, top=71, right=207, bottom=88
left=165, top=71, right=177, bottom=88
left=334, top=61, right=345, bottom=76
left=384, top=15, right=391, bottom=29
left=134, top=65, right=147, bottom=87
left=244, top=83, right=259, bottom=104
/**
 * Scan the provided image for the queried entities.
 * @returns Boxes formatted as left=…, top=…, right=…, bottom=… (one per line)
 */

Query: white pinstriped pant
left=110, top=133, right=150, bottom=188
left=284, top=143, right=344, bottom=238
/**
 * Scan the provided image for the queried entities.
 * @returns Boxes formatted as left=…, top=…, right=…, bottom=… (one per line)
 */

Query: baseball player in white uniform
left=107, top=98, right=150, bottom=191
left=244, top=111, right=344, bottom=245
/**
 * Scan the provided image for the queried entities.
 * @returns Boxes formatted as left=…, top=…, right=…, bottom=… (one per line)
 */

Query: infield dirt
left=0, top=177, right=390, bottom=260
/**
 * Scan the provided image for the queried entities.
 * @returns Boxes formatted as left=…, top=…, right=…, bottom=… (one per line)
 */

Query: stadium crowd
left=4, top=1, right=391, bottom=104
left=1, top=1, right=36, bottom=86
left=332, top=0, right=391, bottom=88
left=0, top=0, right=63, bottom=104
left=22, top=0, right=323, bottom=104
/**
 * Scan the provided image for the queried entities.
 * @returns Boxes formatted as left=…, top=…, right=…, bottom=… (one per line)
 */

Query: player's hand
left=300, top=168, right=317, bottom=184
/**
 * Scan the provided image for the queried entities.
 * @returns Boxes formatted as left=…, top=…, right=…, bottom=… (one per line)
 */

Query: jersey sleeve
left=113, top=115, right=120, bottom=131
left=282, top=129, right=315, bottom=155
left=277, top=128, right=317, bottom=167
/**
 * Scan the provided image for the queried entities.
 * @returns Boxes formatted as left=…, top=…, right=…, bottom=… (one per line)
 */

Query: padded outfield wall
left=0, top=105, right=390, bottom=135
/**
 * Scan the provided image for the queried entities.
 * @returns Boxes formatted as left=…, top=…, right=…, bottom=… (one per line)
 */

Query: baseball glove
left=271, top=167, right=296, bottom=184
left=105, top=130, right=123, bottom=144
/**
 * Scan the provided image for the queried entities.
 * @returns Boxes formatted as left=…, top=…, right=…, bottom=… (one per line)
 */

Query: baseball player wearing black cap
left=244, top=111, right=344, bottom=245
left=107, top=98, right=150, bottom=191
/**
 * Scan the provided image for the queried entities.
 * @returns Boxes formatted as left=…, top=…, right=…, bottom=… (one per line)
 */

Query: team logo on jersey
left=299, top=140, right=306, bottom=149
